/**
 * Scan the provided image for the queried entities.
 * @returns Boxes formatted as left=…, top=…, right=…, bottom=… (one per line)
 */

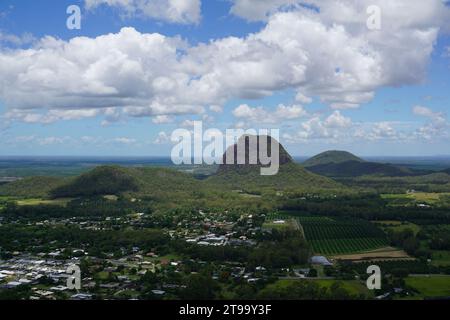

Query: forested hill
left=305, top=160, right=416, bottom=178
left=303, top=151, right=364, bottom=167
left=303, top=151, right=422, bottom=178
left=0, top=176, right=66, bottom=198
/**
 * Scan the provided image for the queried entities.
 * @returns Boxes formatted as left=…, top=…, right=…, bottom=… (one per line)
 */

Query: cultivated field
left=268, top=214, right=389, bottom=255
left=331, top=247, right=412, bottom=261
left=405, top=276, right=450, bottom=299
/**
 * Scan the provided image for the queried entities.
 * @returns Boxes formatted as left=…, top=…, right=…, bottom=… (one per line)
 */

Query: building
left=310, top=256, right=333, bottom=266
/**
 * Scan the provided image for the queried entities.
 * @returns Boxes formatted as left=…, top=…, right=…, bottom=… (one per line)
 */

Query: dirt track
left=331, top=247, right=414, bottom=262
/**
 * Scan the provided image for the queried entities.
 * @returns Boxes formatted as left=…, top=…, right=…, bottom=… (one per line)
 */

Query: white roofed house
left=310, top=256, right=333, bottom=266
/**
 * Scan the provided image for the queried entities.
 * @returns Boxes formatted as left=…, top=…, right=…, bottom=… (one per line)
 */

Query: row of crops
left=266, top=213, right=389, bottom=255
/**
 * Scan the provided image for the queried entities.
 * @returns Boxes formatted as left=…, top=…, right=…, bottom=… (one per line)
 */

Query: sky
left=0, top=0, right=450, bottom=157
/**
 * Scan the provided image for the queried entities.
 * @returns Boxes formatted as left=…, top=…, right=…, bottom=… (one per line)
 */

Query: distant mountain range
left=2, top=140, right=450, bottom=198
left=0, top=136, right=342, bottom=198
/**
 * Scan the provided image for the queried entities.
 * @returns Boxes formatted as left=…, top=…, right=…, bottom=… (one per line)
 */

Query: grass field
left=16, top=198, right=73, bottom=206
left=266, top=279, right=373, bottom=299
left=431, top=251, right=450, bottom=266
left=374, top=221, right=421, bottom=235
left=382, top=192, right=450, bottom=206
left=405, top=276, right=450, bottom=298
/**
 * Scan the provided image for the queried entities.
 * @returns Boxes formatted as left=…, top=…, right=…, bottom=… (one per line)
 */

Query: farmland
left=381, top=192, right=450, bottom=207
left=405, top=276, right=450, bottom=299
left=267, top=214, right=389, bottom=255
left=374, top=220, right=421, bottom=235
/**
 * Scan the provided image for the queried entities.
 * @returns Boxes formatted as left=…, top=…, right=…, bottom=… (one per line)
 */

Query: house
left=71, top=293, right=93, bottom=300
left=5, top=281, right=22, bottom=288
left=310, top=256, right=333, bottom=266
left=36, top=290, right=54, bottom=297
left=151, top=290, right=166, bottom=295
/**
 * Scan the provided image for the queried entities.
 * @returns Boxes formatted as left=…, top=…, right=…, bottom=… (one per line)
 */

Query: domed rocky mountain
left=216, top=135, right=293, bottom=174
left=208, top=135, right=341, bottom=191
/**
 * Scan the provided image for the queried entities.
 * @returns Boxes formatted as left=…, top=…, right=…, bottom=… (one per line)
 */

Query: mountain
left=442, top=168, right=450, bottom=175
left=303, top=150, right=420, bottom=178
left=216, top=135, right=293, bottom=175
left=0, top=176, right=66, bottom=198
left=303, top=151, right=364, bottom=167
left=208, top=135, right=341, bottom=192
left=50, top=166, right=139, bottom=197
left=305, top=160, right=415, bottom=178
left=50, top=165, right=202, bottom=198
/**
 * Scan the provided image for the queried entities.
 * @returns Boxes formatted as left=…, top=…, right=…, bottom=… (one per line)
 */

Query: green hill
left=306, top=160, right=415, bottom=178
left=0, top=176, right=66, bottom=198
left=50, top=166, right=139, bottom=197
left=303, top=151, right=364, bottom=167
left=208, top=162, right=341, bottom=192
left=50, top=165, right=202, bottom=198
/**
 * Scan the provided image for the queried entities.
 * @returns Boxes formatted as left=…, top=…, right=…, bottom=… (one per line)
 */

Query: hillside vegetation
left=207, top=162, right=342, bottom=193
left=303, top=151, right=364, bottom=167
left=50, top=166, right=203, bottom=198
left=0, top=176, right=66, bottom=198
left=306, top=160, right=415, bottom=177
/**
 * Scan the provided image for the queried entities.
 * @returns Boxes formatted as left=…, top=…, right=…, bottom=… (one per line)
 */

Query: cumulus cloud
left=154, top=131, right=170, bottom=144
left=85, top=0, right=201, bottom=24
left=413, top=106, right=449, bottom=141
left=413, top=105, right=446, bottom=125
left=294, top=111, right=352, bottom=141
left=4, top=108, right=102, bottom=124
left=230, top=0, right=301, bottom=22
left=0, top=31, right=35, bottom=47
left=1, top=0, right=449, bottom=125
left=152, top=115, right=174, bottom=124
left=233, top=103, right=307, bottom=124
left=112, top=137, right=137, bottom=144
left=10, top=135, right=72, bottom=146
left=283, top=111, right=413, bottom=144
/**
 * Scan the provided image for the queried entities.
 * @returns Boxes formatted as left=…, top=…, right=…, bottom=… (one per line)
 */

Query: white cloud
left=152, top=115, right=174, bottom=124
left=323, top=110, right=352, bottom=128
left=295, top=111, right=353, bottom=141
left=230, top=0, right=300, bottom=22
left=112, top=137, right=137, bottom=145
left=154, top=131, right=170, bottom=144
left=1, top=0, right=449, bottom=125
left=10, top=135, right=72, bottom=146
left=413, top=105, right=449, bottom=141
left=209, top=105, right=223, bottom=113
left=233, top=103, right=307, bottom=124
left=413, top=105, right=446, bottom=125
left=295, top=92, right=313, bottom=104
left=0, top=31, right=35, bottom=47
left=3, top=108, right=101, bottom=124
left=85, top=0, right=201, bottom=24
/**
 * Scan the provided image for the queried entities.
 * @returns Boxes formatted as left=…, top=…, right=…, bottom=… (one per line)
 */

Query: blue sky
left=0, top=0, right=450, bottom=157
